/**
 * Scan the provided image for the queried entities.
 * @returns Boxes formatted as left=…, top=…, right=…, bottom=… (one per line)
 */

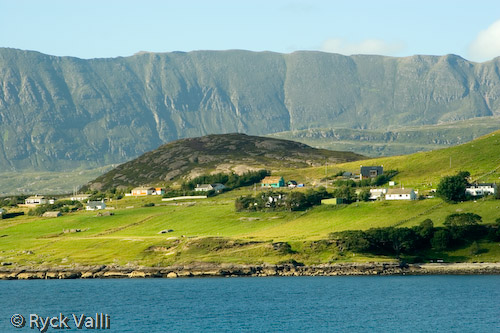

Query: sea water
left=0, top=276, right=498, bottom=332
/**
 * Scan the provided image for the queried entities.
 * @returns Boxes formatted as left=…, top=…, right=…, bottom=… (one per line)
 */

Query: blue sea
left=1, top=276, right=499, bottom=332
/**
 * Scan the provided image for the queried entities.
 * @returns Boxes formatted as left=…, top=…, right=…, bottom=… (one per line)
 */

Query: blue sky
left=1, top=0, right=500, bottom=62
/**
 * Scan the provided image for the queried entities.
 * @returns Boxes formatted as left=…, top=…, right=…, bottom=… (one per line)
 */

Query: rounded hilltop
left=85, top=133, right=365, bottom=191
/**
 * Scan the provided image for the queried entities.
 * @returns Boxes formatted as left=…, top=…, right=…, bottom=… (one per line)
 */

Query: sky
left=1, top=0, right=500, bottom=62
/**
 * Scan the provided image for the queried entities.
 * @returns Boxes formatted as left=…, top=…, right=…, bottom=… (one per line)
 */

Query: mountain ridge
left=1, top=48, right=499, bottom=172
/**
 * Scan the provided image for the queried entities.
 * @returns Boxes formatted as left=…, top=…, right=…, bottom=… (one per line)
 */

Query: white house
left=369, top=188, right=387, bottom=200
left=131, top=187, right=155, bottom=196
left=195, top=183, right=226, bottom=192
left=385, top=188, right=417, bottom=200
left=86, top=200, right=106, bottom=211
left=465, top=183, right=497, bottom=197
left=153, top=187, right=165, bottom=195
left=25, top=195, right=48, bottom=205
left=71, top=194, right=90, bottom=202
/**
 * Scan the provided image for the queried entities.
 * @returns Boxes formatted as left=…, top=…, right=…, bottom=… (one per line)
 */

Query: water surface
left=1, top=276, right=498, bottom=332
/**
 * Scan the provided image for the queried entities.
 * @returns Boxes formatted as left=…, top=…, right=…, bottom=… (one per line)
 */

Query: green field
left=1, top=192, right=498, bottom=267
left=1, top=131, right=499, bottom=267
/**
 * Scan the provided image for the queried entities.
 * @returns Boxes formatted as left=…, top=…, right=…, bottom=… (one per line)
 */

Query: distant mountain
left=269, top=117, right=500, bottom=157
left=85, top=133, right=365, bottom=190
left=1, top=48, right=499, bottom=172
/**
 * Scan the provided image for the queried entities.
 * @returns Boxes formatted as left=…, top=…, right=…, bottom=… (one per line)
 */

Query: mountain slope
left=269, top=116, right=500, bottom=157
left=86, top=133, right=365, bottom=190
left=1, top=48, right=500, bottom=172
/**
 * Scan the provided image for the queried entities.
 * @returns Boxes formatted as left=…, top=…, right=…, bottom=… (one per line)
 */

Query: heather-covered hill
left=86, top=133, right=365, bottom=190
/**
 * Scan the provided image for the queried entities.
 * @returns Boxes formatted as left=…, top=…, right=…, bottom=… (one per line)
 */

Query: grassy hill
left=85, top=133, right=365, bottom=191
left=272, top=129, right=500, bottom=191
left=0, top=131, right=498, bottom=268
left=334, top=129, right=500, bottom=188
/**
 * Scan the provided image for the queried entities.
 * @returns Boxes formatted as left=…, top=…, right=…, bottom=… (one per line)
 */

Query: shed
left=42, top=211, right=62, bottom=218
left=321, top=198, right=343, bottom=205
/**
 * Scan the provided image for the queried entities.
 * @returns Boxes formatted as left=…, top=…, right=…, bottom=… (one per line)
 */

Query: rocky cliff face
left=1, top=48, right=499, bottom=171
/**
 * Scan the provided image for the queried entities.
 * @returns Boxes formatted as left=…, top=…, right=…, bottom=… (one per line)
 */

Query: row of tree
left=332, top=170, right=399, bottom=187
left=27, top=200, right=83, bottom=216
left=330, top=213, right=499, bottom=258
left=235, top=187, right=330, bottom=212
left=182, top=170, right=269, bottom=191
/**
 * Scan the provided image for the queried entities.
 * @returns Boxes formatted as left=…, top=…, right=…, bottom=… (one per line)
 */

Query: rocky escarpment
left=1, top=263, right=499, bottom=279
left=1, top=48, right=500, bottom=172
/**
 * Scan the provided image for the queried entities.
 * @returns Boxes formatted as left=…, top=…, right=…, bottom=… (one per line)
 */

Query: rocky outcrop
left=0, top=263, right=498, bottom=279
left=1, top=48, right=500, bottom=174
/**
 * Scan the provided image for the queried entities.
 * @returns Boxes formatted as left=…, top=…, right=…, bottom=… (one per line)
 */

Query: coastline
left=1, top=262, right=499, bottom=280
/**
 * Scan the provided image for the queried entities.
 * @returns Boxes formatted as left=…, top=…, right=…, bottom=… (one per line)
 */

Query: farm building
left=369, top=188, right=387, bottom=200
left=195, top=183, right=226, bottom=192
left=25, top=195, right=48, bottom=205
left=466, top=183, right=497, bottom=196
left=261, top=176, right=285, bottom=188
left=385, top=188, right=416, bottom=200
left=321, top=198, right=343, bottom=205
left=70, top=194, right=90, bottom=202
left=42, top=211, right=62, bottom=218
left=86, top=201, right=106, bottom=211
left=360, top=166, right=383, bottom=179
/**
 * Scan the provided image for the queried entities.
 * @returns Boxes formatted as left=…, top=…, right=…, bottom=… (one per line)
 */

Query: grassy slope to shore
left=0, top=191, right=499, bottom=268
left=0, top=131, right=499, bottom=268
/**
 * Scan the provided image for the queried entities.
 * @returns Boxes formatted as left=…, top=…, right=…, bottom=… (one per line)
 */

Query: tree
left=416, top=219, right=434, bottom=239
left=388, top=228, right=418, bottom=257
left=443, top=213, right=481, bottom=227
left=285, top=192, right=307, bottom=211
left=333, top=185, right=356, bottom=203
left=436, top=171, right=470, bottom=203
left=431, top=229, right=451, bottom=250
left=358, top=188, right=371, bottom=202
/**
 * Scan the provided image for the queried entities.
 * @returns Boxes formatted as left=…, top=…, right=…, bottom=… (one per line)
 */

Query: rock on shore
left=0, top=263, right=499, bottom=280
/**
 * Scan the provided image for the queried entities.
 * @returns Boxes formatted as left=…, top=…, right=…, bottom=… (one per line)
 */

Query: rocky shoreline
left=0, top=262, right=499, bottom=280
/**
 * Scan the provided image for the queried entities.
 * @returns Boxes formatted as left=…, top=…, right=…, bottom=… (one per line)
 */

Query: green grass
left=1, top=192, right=498, bottom=267
left=334, top=130, right=500, bottom=188
left=1, top=131, right=499, bottom=267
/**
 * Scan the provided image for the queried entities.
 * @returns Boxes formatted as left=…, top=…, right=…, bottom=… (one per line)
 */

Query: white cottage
left=194, top=183, right=226, bottom=192
left=385, top=188, right=417, bottom=200
left=86, top=200, right=106, bottom=211
left=369, top=188, right=387, bottom=200
left=465, top=183, right=497, bottom=196
left=71, top=194, right=90, bottom=202
left=25, top=195, right=48, bottom=205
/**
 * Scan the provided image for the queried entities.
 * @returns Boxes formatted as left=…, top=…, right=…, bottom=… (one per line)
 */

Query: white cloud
left=321, top=38, right=405, bottom=56
left=468, top=19, right=500, bottom=62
